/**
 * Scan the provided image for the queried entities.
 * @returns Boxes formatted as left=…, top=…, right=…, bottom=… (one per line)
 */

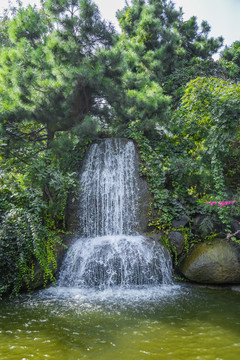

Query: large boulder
left=180, top=239, right=240, bottom=284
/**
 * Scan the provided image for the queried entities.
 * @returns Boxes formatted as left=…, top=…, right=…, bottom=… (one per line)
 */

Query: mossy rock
left=180, top=239, right=240, bottom=284
left=168, top=231, right=185, bottom=255
left=24, top=238, right=70, bottom=291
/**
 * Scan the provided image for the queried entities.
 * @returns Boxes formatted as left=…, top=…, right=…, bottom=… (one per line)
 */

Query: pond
left=1, top=284, right=240, bottom=360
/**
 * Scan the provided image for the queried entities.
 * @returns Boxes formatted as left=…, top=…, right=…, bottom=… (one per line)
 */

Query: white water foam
left=58, top=235, right=173, bottom=288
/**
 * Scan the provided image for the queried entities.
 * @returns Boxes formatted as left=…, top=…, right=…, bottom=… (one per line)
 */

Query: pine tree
left=0, top=0, right=116, bottom=153
left=110, top=0, right=224, bottom=133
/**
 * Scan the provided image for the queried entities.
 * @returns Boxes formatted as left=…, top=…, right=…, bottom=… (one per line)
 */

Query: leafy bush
left=0, top=206, right=59, bottom=296
left=0, top=156, right=78, bottom=297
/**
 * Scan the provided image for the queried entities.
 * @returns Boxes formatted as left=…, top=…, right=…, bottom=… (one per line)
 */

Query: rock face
left=168, top=231, right=185, bottom=255
left=136, top=172, right=152, bottom=234
left=172, top=215, right=189, bottom=230
left=180, top=239, right=240, bottom=284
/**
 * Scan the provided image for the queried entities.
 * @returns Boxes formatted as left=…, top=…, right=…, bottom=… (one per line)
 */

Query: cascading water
left=58, top=138, right=172, bottom=289
left=79, top=139, right=138, bottom=237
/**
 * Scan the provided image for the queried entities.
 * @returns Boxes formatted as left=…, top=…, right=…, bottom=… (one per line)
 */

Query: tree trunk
left=47, top=128, right=55, bottom=149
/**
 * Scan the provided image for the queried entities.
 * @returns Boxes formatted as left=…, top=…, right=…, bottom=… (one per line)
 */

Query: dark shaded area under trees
left=0, top=0, right=239, bottom=297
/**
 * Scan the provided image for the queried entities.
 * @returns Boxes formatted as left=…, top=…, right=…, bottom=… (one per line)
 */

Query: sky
left=0, top=0, right=239, bottom=49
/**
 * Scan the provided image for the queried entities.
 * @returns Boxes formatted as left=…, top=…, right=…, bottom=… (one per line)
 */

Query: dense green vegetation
left=0, top=0, right=239, bottom=297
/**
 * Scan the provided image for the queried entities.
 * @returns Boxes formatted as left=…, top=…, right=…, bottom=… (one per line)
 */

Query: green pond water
left=1, top=285, right=240, bottom=360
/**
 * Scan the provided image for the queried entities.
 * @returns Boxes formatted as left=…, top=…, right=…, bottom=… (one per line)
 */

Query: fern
left=199, top=216, right=214, bottom=236
left=0, top=206, right=61, bottom=297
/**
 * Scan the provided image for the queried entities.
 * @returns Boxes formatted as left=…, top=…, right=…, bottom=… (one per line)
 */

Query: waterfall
left=79, top=139, right=138, bottom=237
left=58, top=139, right=172, bottom=289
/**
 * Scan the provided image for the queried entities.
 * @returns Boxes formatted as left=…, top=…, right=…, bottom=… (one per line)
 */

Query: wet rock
left=137, top=174, right=153, bottom=233
left=65, top=188, right=80, bottom=233
left=172, top=215, right=189, bottom=230
left=180, top=239, right=240, bottom=284
left=147, top=232, right=161, bottom=242
left=168, top=231, right=185, bottom=255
